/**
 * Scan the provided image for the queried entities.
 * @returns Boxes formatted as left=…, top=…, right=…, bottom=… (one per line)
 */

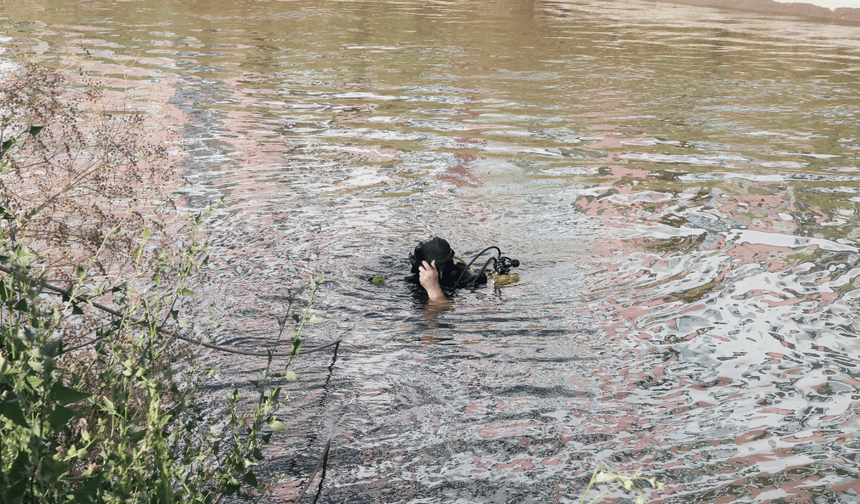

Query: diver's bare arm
left=419, top=260, right=448, bottom=304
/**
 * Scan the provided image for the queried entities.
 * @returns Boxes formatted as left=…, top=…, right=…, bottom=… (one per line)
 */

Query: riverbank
left=660, top=0, right=860, bottom=23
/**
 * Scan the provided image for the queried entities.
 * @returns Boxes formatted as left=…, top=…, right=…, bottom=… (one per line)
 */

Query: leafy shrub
left=0, top=61, right=306, bottom=504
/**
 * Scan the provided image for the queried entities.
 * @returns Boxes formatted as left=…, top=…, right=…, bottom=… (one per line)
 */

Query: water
left=4, top=0, right=860, bottom=501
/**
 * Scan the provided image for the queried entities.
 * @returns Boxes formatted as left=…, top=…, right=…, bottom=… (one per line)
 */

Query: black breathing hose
left=455, top=246, right=502, bottom=287
left=468, top=257, right=498, bottom=287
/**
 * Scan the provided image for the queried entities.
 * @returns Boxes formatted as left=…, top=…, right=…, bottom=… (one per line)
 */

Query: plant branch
left=0, top=262, right=339, bottom=358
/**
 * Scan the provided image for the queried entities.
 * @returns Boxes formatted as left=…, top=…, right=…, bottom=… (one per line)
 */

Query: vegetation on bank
left=0, top=62, right=309, bottom=503
left=579, top=465, right=665, bottom=504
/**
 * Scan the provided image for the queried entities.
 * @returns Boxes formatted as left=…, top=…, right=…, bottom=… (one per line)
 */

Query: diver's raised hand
left=418, top=260, right=447, bottom=304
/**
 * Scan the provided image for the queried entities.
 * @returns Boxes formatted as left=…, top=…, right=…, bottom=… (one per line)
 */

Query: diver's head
left=410, top=236, right=454, bottom=276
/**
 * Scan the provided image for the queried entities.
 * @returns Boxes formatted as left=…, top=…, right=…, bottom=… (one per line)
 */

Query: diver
left=407, top=236, right=487, bottom=304
left=406, top=236, right=520, bottom=304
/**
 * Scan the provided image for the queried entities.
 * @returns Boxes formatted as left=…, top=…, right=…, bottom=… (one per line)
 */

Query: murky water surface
left=5, top=0, right=860, bottom=501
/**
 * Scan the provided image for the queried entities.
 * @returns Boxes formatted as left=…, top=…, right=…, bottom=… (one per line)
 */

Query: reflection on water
left=4, top=0, right=860, bottom=501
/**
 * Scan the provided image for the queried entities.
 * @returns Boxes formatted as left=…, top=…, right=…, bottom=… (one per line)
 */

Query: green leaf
left=27, top=125, right=44, bottom=137
left=43, top=338, right=62, bottom=357
left=243, top=470, right=258, bottom=487
left=268, top=418, right=286, bottom=431
left=371, top=275, right=385, bottom=285
left=308, top=314, right=328, bottom=324
left=133, top=245, right=143, bottom=261
left=26, top=358, right=42, bottom=372
left=50, top=383, right=93, bottom=406
left=101, top=397, right=116, bottom=415
left=224, top=476, right=240, bottom=494
left=26, top=375, right=44, bottom=390
left=128, top=428, right=146, bottom=443
left=8, top=453, right=28, bottom=495
left=50, top=405, right=77, bottom=431
left=180, top=288, right=195, bottom=296
left=76, top=264, right=86, bottom=280
left=15, top=247, right=35, bottom=264
left=74, top=475, right=101, bottom=503
left=0, top=137, right=16, bottom=159
left=291, top=338, right=301, bottom=356
left=0, top=398, right=28, bottom=427
left=143, top=226, right=150, bottom=240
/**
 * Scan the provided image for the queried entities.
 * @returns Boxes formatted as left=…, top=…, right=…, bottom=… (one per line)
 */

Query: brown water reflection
left=4, top=0, right=860, bottom=502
